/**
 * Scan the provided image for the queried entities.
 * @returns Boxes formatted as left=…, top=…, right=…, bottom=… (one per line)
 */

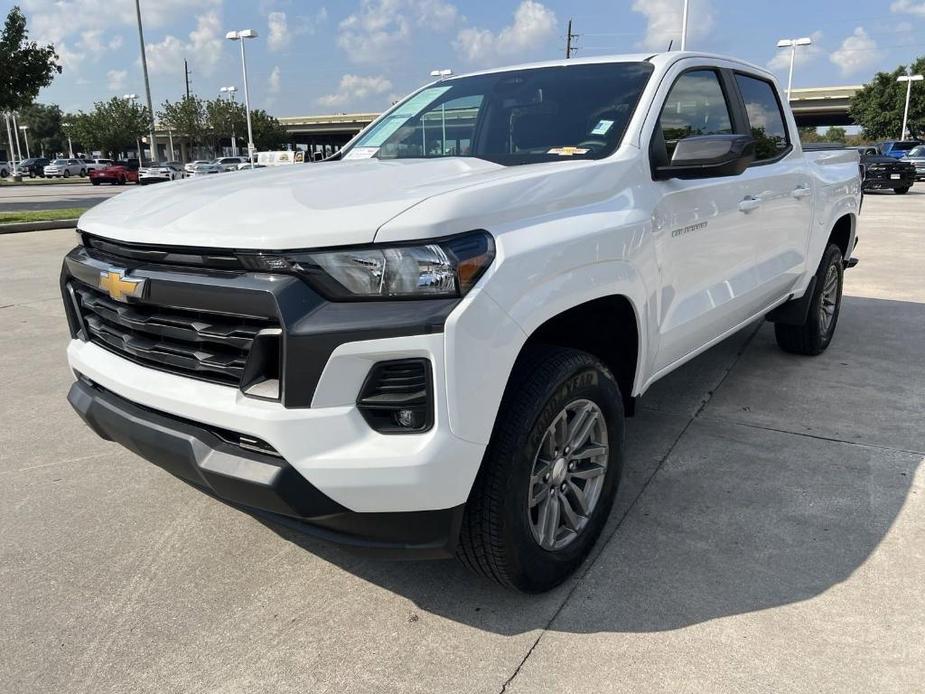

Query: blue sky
left=10, top=0, right=925, bottom=117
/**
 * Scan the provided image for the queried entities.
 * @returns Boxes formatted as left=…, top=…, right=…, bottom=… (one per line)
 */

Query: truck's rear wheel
left=457, top=345, right=624, bottom=592
left=775, top=243, right=844, bottom=355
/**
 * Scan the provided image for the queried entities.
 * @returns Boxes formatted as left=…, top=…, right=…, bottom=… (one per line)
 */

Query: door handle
left=738, top=196, right=762, bottom=213
left=792, top=185, right=812, bottom=199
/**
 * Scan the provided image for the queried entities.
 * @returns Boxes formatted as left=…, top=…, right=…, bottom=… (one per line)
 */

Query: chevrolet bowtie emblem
left=98, top=269, right=146, bottom=302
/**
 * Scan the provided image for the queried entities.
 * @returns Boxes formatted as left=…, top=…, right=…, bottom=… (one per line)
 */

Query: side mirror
left=654, top=134, right=756, bottom=180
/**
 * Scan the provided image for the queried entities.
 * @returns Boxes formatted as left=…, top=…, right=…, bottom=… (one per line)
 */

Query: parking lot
left=1, top=191, right=923, bottom=693
left=0, top=181, right=123, bottom=211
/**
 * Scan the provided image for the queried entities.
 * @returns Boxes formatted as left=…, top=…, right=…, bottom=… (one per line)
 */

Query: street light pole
left=62, top=121, right=74, bottom=158
left=898, top=73, right=924, bottom=140
left=19, top=125, right=30, bottom=159
left=226, top=30, right=258, bottom=166
left=776, top=37, right=813, bottom=98
left=220, top=86, right=238, bottom=157
left=680, top=0, right=689, bottom=51
left=11, top=112, right=23, bottom=161
left=134, top=0, right=158, bottom=164
left=429, top=70, right=453, bottom=155
left=4, top=114, right=17, bottom=171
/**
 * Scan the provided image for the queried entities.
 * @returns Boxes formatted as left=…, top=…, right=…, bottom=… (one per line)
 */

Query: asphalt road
left=1, top=191, right=923, bottom=693
left=0, top=181, right=125, bottom=211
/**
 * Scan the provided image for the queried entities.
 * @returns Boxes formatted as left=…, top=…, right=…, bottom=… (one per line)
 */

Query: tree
left=0, top=6, right=61, bottom=112
left=17, top=102, right=64, bottom=155
left=798, top=126, right=823, bottom=144
left=249, top=109, right=288, bottom=151
left=159, top=96, right=207, bottom=160
left=824, top=126, right=847, bottom=143
left=850, top=56, right=925, bottom=140
left=69, top=97, right=148, bottom=158
left=205, top=97, right=246, bottom=154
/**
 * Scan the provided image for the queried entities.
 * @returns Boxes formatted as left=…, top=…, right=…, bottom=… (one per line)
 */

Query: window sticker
left=343, top=147, right=380, bottom=160
left=591, top=119, right=614, bottom=136
left=547, top=147, right=590, bottom=156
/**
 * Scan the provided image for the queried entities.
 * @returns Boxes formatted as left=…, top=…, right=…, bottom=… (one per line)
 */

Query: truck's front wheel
left=457, top=346, right=624, bottom=592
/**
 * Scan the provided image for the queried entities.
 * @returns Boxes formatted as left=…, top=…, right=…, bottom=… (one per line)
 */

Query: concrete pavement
left=0, top=191, right=922, bottom=693
left=0, top=181, right=124, bottom=211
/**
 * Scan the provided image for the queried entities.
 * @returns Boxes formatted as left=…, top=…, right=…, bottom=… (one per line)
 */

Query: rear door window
left=734, top=73, right=791, bottom=161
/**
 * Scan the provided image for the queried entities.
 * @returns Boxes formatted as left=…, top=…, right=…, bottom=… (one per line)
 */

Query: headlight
left=242, top=231, right=495, bottom=300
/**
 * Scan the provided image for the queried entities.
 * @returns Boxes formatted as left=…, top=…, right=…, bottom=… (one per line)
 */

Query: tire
left=774, top=243, right=844, bottom=356
left=91, top=180, right=100, bottom=186
left=79, top=168, right=86, bottom=177
left=457, top=345, right=625, bottom=592
left=894, top=186, right=910, bottom=194
left=0, top=168, right=7, bottom=178
left=117, top=176, right=125, bottom=185
left=63, top=170, right=70, bottom=178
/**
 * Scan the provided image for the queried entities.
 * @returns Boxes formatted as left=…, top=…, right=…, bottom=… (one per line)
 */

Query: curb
left=0, top=220, right=78, bottom=234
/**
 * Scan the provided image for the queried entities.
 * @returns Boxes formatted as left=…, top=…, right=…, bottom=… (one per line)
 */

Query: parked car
left=0, top=161, right=8, bottom=177
left=13, top=157, right=51, bottom=178
left=139, top=162, right=186, bottom=185
left=82, top=158, right=114, bottom=173
left=859, top=150, right=916, bottom=193
left=900, top=145, right=925, bottom=181
left=189, top=162, right=223, bottom=177
left=236, top=162, right=266, bottom=170
left=184, top=160, right=211, bottom=174
left=62, top=51, right=862, bottom=592
left=89, top=161, right=139, bottom=186
left=213, top=156, right=245, bottom=171
left=877, top=140, right=922, bottom=159
left=44, top=158, right=86, bottom=178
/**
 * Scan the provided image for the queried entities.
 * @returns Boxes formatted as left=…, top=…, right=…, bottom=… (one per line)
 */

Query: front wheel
left=79, top=168, right=86, bottom=177
left=63, top=170, right=70, bottom=178
left=457, top=345, right=624, bottom=592
left=894, top=186, right=910, bottom=195
left=91, top=179, right=100, bottom=186
left=775, top=243, right=844, bottom=355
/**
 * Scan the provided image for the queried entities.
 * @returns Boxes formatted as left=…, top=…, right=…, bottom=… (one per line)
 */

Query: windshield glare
left=906, top=146, right=925, bottom=157
left=347, top=62, right=654, bottom=166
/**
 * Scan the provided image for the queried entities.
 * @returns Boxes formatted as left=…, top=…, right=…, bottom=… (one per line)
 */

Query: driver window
left=657, top=70, right=733, bottom=159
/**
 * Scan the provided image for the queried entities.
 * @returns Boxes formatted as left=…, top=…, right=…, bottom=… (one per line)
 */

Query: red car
left=89, top=161, right=139, bottom=186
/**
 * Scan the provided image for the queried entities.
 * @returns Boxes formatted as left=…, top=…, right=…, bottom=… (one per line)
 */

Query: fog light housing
left=357, top=359, right=433, bottom=434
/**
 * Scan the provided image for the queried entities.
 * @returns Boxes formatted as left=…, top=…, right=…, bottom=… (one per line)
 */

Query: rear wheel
left=117, top=176, right=125, bottom=185
left=63, top=170, right=70, bottom=178
left=79, top=168, right=87, bottom=177
left=457, top=345, right=624, bottom=592
left=91, top=179, right=100, bottom=186
left=894, top=186, right=910, bottom=194
left=775, top=243, right=844, bottom=355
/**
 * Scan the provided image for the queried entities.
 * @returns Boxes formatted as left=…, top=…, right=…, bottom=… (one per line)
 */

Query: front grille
left=81, top=233, right=246, bottom=271
left=72, top=283, right=278, bottom=386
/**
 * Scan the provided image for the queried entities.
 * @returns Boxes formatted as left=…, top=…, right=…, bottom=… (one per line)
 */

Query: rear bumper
left=68, top=377, right=464, bottom=558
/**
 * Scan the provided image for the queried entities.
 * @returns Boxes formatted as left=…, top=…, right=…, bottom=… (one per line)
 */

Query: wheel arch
left=828, top=213, right=855, bottom=259
left=520, top=295, right=641, bottom=415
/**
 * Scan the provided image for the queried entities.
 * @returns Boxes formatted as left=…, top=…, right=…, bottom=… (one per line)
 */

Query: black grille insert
left=72, top=283, right=279, bottom=387
left=357, top=359, right=433, bottom=433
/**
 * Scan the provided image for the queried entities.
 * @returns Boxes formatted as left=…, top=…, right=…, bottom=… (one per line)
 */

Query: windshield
left=906, top=146, right=925, bottom=157
left=891, top=141, right=920, bottom=151
left=51, top=160, right=67, bottom=165
left=346, top=62, right=654, bottom=166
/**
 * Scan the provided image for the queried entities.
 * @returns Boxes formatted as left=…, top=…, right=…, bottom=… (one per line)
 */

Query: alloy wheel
left=527, top=399, right=609, bottom=551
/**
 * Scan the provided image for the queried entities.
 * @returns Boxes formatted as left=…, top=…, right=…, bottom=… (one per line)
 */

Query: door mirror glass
left=654, top=134, right=755, bottom=180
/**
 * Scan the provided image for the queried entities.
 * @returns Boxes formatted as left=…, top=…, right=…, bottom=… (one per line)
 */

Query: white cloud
left=630, top=0, right=713, bottom=51
left=338, top=0, right=460, bottom=64
left=21, top=0, right=220, bottom=45
left=268, top=11, right=290, bottom=51
left=317, top=74, right=393, bottom=108
left=767, top=30, right=824, bottom=72
left=269, top=66, right=282, bottom=94
left=453, top=0, right=556, bottom=65
left=891, top=0, right=925, bottom=17
left=146, top=11, right=224, bottom=78
left=829, top=27, right=882, bottom=76
left=106, top=69, right=128, bottom=91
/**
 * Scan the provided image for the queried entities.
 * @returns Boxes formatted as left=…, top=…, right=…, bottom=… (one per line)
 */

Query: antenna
left=667, top=39, right=674, bottom=51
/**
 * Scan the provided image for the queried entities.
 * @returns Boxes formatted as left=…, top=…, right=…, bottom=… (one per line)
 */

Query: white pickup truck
left=61, top=52, right=861, bottom=592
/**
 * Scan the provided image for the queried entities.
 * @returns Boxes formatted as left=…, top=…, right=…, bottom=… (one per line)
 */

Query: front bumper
left=863, top=170, right=915, bottom=190
left=68, top=377, right=464, bottom=558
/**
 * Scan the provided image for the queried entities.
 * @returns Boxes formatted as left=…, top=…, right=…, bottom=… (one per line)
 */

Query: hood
left=78, top=157, right=508, bottom=249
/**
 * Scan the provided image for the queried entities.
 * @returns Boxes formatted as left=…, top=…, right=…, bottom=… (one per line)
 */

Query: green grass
left=0, top=208, right=89, bottom=224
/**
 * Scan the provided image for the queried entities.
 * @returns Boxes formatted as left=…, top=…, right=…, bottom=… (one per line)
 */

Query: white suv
left=213, top=156, right=245, bottom=172
left=44, top=158, right=86, bottom=178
